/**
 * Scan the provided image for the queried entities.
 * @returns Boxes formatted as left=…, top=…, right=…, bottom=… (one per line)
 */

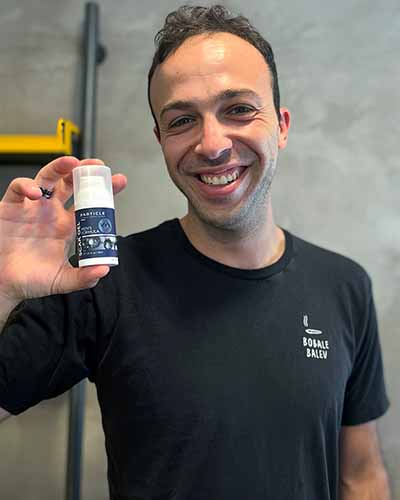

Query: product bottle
left=72, top=164, right=118, bottom=267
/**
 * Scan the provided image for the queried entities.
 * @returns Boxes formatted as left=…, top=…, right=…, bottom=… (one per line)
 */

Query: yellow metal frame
left=0, top=118, right=80, bottom=155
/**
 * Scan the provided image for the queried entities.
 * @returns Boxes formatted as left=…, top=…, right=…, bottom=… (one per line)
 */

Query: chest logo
left=303, top=314, right=322, bottom=334
left=302, top=314, right=330, bottom=360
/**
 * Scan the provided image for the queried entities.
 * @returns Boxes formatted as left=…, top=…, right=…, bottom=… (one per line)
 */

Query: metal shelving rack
left=0, top=3, right=107, bottom=500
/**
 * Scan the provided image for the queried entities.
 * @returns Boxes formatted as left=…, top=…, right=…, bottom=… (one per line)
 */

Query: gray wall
left=0, top=0, right=398, bottom=498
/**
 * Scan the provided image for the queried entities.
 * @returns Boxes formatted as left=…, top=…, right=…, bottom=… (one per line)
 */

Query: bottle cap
left=73, top=164, right=114, bottom=210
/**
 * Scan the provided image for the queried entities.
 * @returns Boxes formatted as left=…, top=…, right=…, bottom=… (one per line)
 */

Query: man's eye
left=228, top=105, right=254, bottom=115
left=170, top=116, right=194, bottom=128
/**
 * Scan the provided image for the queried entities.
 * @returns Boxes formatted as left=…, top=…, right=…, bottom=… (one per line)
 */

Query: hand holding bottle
left=0, top=156, right=127, bottom=305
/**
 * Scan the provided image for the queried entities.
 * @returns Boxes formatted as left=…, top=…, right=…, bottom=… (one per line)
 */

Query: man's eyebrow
left=160, top=88, right=262, bottom=120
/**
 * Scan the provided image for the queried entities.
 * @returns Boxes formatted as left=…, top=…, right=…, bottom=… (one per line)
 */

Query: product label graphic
left=75, top=207, right=117, bottom=260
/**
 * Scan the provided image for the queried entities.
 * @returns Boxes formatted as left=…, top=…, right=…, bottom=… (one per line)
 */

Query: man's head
left=148, top=5, right=281, bottom=135
left=148, top=5, right=290, bottom=234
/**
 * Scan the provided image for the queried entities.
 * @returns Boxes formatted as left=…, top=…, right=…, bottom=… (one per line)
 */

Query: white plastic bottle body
left=73, top=165, right=119, bottom=267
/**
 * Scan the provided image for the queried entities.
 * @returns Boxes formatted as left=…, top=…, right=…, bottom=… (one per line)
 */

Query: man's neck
left=179, top=204, right=285, bottom=270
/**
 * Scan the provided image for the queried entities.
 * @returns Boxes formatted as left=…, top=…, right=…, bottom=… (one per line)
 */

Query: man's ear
left=278, top=107, right=291, bottom=150
left=153, top=125, right=161, bottom=144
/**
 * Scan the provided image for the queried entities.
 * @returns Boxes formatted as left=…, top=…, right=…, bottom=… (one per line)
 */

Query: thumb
left=52, top=264, right=110, bottom=294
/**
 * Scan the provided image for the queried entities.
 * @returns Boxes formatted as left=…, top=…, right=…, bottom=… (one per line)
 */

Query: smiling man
left=0, top=5, right=391, bottom=500
left=150, top=19, right=289, bottom=271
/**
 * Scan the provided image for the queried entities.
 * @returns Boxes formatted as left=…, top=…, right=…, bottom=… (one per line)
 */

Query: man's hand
left=0, top=156, right=127, bottom=302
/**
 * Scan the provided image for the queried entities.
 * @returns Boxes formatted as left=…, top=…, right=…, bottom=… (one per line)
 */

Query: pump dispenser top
left=73, top=165, right=114, bottom=210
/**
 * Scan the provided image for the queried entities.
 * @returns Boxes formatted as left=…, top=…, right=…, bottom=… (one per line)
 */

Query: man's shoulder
left=289, top=229, right=372, bottom=291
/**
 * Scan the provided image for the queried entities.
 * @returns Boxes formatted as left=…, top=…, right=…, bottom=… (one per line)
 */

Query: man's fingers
left=111, top=173, right=128, bottom=195
left=47, top=158, right=110, bottom=204
left=34, top=157, right=106, bottom=199
left=4, top=158, right=110, bottom=205
left=2, top=178, right=43, bottom=204
left=54, top=264, right=110, bottom=294
left=33, top=156, right=81, bottom=192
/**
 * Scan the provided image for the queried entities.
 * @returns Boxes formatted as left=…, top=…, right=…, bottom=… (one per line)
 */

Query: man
left=0, top=5, right=391, bottom=500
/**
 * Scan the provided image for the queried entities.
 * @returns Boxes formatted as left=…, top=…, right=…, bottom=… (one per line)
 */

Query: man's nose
left=194, top=116, right=232, bottom=164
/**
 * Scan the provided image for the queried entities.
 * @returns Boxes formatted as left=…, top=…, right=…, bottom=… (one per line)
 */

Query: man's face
left=150, top=32, right=290, bottom=232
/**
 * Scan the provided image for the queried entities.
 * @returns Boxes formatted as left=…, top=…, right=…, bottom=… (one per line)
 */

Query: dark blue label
left=75, top=207, right=118, bottom=260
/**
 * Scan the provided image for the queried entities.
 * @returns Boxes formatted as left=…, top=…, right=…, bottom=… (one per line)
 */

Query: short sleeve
left=0, top=287, right=99, bottom=415
left=341, top=275, right=390, bottom=425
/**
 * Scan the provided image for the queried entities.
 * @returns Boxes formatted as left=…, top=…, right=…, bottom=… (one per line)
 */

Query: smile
left=197, top=166, right=248, bottom=186
left=193, top=165, right=250, bottom=198
left=199, top=170, right=240, bottom=186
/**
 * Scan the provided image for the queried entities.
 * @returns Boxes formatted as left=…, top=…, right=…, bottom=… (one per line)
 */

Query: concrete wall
left=0, top=0, right=398, bottom=498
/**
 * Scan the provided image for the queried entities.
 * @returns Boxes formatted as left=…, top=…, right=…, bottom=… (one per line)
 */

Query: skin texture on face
left=150, top=32, right=290, bottom=257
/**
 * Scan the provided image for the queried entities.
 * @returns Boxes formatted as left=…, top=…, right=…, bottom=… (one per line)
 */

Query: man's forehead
left=151, top=32, right=271, bottom=110
left=157, top=32, right=268, bottom=79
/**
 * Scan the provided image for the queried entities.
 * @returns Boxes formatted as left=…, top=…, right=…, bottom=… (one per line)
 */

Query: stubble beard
left=186, top=155, right=278, bottom=236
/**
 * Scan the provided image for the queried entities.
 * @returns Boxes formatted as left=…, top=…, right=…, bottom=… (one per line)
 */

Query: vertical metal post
left=66, top=381, right=86, bottom=500
left=66, top=3, right=106, bottom=500
left=81, top=2, right=104, bottom=159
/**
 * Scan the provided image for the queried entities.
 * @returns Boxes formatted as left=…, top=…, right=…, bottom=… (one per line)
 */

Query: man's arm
left=339, top=420, right=391, bottom=500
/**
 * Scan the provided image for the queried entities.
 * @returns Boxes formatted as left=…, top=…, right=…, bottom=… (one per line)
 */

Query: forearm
left=339, top=468, right=391, bottom=500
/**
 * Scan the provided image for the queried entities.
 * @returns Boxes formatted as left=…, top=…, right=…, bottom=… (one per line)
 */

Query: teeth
left=200, top=170, right=240, bottom=185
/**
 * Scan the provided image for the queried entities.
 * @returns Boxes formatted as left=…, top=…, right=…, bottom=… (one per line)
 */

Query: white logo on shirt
left=303, top=314, right=322, bottom=334
left=302, top=314, right=329, bottom=360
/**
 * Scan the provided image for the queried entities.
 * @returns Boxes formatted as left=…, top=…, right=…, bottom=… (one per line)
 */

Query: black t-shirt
left=0, top=219, right=390, bottom=500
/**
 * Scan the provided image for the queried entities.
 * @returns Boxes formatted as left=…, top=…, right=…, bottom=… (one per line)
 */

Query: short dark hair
left=147, top=5, right=281, bottom=134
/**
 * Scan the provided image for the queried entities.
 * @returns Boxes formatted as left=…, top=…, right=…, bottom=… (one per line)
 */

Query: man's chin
left=188, top=204, right=252, bottom=233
